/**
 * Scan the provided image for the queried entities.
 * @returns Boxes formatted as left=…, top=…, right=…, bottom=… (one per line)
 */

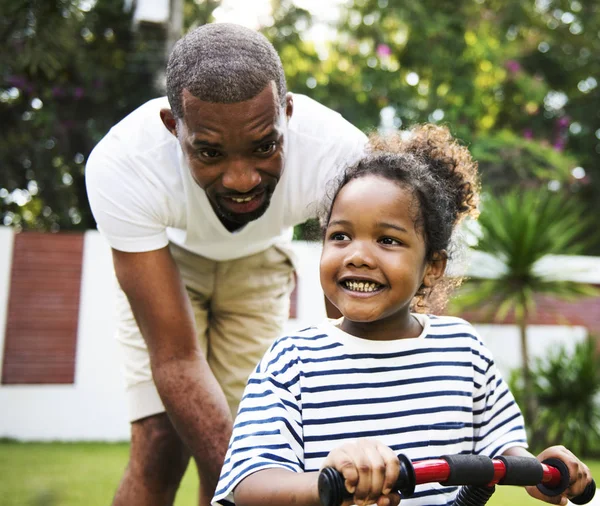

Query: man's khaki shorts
left=115, top=242, right=296, bottom=422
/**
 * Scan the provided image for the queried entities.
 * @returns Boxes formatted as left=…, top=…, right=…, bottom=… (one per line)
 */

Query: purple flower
left=73, top=87, right=85, bottom=99
left=523, top=128, right=533, bottom=139
left=6, top=75, right=27, bottom=88
left=553, top=139, right=565, bottom=151
left=376, top=44, right=392, bottom=57
left=505, top=60, right=521, bottom=73
left=557, top=116, right=570, bottom=128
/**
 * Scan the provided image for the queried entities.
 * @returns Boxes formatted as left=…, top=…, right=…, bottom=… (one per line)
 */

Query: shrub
left=509, top=337, right=600, bottom=456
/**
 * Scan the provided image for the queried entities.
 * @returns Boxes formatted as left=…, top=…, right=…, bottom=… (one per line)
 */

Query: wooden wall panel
left=2, top=232, right=84, bottom=384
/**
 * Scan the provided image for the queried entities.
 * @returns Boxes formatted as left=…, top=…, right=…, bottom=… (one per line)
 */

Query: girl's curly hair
left=321, top=124, right=480, bottom=312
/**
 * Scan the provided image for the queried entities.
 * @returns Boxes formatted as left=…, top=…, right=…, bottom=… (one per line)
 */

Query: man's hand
left=112, top=246, right=233, bottom=493
left=525, top=445, right=592, bottom=505
left=321, top=439, right=401, bottom=506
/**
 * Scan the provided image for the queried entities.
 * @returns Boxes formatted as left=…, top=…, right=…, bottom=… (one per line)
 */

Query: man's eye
left=330, top=232, right=350, bottom=241
left=255, top=142, right=277, bottom=154
left=380, top=237, right=401, bottom=245
left=199, top=149, right=221, bottom=159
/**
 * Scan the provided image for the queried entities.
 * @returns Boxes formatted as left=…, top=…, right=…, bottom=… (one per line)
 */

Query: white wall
left=0, top=229, right=592, bottom=441
left=477, top=324, right=587, bottom=378
left=0, top=226, right=14, bottom=382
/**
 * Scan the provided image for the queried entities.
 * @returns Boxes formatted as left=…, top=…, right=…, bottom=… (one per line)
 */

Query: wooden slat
left=2, top=232, right=84, bottom=385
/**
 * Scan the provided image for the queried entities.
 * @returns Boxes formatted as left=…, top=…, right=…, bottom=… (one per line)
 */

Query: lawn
left=0, top=442, right=597, bottom=506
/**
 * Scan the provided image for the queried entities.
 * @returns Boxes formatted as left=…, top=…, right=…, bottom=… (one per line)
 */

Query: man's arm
left=112, top=246, right=233, bottom=493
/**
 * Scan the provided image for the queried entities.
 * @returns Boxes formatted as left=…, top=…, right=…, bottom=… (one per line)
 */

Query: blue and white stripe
left=213, top=315, right=527, bottom=506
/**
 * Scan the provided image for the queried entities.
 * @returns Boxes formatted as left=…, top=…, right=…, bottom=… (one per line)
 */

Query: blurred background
left=1, top=0, right=600, bottom=504
left=1, top=0, right=600, bottom=237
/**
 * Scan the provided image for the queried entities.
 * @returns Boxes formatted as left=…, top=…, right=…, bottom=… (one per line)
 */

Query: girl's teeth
left=344, top=280, right=380, bottom=292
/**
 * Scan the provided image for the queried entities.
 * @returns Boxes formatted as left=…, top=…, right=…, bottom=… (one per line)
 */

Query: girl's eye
left=330, top=232, right=350, bottom=241
left=198, top=149, right=221, bottom=159
left=255, top=141, right=277, bottom=155
left=380, top=237, right=401, bottom=246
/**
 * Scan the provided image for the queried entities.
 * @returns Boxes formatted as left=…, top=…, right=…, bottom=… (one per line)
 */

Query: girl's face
left=319, top=174, right=445, bottom=340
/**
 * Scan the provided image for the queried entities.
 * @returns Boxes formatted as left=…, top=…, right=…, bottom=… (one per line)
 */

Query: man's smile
left=218, top=189, right=267, bottom=214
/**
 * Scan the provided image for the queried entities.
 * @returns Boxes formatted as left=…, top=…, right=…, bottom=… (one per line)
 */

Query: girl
left=212, top=125, right=591, bottom=506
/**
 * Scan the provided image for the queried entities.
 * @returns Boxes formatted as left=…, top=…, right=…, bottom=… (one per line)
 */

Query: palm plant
left=451, top=189, right=599, bottom=427
left=509, top=338, right=600, bottom=456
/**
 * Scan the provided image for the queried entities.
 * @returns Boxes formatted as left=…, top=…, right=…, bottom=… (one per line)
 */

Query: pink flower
left=376, top=44, right=392, bottom=57
left=505, top=60, right=521, bottom=73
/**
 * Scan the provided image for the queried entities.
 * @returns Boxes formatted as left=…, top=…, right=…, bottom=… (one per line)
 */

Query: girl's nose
left=345, top=243, right=376, bottom=269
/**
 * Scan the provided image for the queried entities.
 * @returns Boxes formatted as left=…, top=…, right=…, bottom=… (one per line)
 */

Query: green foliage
left=0, top=0, right=167, bottom=232
left=293, top=218, right=322, bottom=241
left=270, top=0, right=600, bottom=251
left=453, top=189, right=599, bottom=322
left=509, top=338, right=600, bottom=456
left=472, top=130, right=578, bottom=193
left=2, top=0, right=600, bottom=244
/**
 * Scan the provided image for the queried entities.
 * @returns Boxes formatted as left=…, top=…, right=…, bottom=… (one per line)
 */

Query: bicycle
left=319, top=453, right=596, bottom=506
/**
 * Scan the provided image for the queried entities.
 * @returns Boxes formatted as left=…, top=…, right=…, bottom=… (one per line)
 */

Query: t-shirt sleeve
left=472, top=333, right=528, bottom=456
left=85, top=135, right=170, bottom=253
left=212, top=344, right=304, bottom=506
left=315, top=123, right=368, bottom=206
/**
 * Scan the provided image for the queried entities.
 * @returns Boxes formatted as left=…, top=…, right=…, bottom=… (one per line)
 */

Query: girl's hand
left=320, top=439, right=401, bottom=506
left=525, top=445, right=592, bottom=505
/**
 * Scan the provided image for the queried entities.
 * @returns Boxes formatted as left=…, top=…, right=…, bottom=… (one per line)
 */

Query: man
left=86, top=23, right=367, bottom=506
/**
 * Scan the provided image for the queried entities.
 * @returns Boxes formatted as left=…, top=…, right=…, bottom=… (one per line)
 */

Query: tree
left=451, top=189, right=599, bottom=427
left=0, top=0, right=169, bottom=232
left=267, top=0, right=600, bottom=249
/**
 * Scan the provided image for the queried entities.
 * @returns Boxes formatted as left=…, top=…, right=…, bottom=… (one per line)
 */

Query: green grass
left=0, top=442, right=598, bottom=505
left=0, top=442, right=197, bottom=506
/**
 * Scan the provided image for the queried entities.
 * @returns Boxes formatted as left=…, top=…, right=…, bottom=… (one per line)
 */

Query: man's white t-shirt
left=86, top=94, right=368, bottom=261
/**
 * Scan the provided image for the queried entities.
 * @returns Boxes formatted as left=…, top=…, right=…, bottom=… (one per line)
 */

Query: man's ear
left=422, top=251, right=448, bottom=287
left=160, top=108, right=178, bottom=137
left=285, top=93, right=293, bottom=121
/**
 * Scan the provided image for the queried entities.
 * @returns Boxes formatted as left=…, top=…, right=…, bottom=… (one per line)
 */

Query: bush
left=509, top=337, right=600, bottom=456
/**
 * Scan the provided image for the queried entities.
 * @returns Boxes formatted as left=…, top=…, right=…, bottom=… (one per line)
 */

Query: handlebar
left=318, top=454, right=596, bottom=506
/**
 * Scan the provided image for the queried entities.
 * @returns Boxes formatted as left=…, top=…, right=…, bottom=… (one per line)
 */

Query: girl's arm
left=234, top=469, right=321, bottom=506
left=233, top=439, right=401, bottom=506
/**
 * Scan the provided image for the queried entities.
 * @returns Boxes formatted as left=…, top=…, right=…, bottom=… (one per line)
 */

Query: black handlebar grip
left=318, top=454, right=416, bottom=506
left=537, top=458, right=596, bottom=505
left=537, top=458, right=571, bottom=496
left=318, top=467, right=350, bottom=506
left=496, top=455, right=544, bottom=486
left=440, top=455, right=495, bottom=486
left=570, top=479, right=596, bottom=505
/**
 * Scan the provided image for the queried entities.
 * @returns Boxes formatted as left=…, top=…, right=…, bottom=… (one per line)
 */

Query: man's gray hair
left=166, top=23, right=287, bottom=118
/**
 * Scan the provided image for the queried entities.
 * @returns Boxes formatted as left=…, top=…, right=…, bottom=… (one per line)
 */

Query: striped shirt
left=213, top=314, right=527, bottom=506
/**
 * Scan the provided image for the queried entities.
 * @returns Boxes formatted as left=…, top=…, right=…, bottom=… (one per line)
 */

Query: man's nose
left=222, top=158, right=261, bottom=193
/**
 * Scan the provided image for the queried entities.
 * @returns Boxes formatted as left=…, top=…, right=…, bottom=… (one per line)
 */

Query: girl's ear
left=422, top=251, right=447, bottom=287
